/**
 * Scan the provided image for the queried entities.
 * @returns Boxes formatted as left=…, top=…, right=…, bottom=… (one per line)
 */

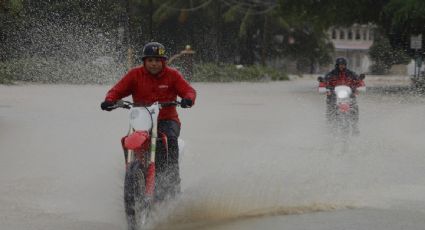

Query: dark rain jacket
left=322, top=68, right=365, bottom=90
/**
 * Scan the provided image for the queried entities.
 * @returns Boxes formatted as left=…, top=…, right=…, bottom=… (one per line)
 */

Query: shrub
left=1, top=59, right=289, bottom=84
left=369, top=36, right=410, bottom=75
left=0, top=62, right=14, bottom=84
left=192, top=63, right=289, bottom=82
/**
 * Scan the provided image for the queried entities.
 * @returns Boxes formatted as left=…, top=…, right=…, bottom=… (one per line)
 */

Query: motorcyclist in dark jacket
left=319, top=57, right=365, bottom=134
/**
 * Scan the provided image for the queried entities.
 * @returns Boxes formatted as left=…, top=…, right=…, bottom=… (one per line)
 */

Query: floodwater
left=1, top=76, right=425, bottom=230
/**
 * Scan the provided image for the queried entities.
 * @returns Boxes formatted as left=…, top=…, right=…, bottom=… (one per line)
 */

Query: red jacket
left=105, top=65, right=196, bottom=124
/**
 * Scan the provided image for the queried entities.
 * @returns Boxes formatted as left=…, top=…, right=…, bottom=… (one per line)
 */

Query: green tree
left=382, top=0, right=425, bottom=56
left=278, top=0, right=335, bottom=71
left=369, top=34, right=410, bottom=74
left=0, top=0, right=24, bottom=61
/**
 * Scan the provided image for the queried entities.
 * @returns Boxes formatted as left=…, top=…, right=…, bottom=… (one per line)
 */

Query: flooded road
left=1, top=77, right=425, bottom=229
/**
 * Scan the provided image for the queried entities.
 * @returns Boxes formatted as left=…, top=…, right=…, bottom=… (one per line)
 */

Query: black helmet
left=335, top=57, right=347, bottom=67
left=142, top=42, right=167, bottom=60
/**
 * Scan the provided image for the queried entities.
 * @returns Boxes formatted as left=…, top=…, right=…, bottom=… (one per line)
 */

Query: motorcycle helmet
left=335, top=57, right=347, bottom=68
left=142, top=42, right=167, bottom=60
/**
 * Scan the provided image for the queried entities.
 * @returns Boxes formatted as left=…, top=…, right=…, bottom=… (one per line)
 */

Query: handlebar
left=317, top=74, right=366, bottom=82
left=158, top=101, right=181, bottom=107
left=110, top=100, right=181, bottom=110
left=112, top=100, right=132, bottom=109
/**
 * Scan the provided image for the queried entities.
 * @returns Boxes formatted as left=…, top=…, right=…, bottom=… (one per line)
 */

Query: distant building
left=327, top=23, right=376, bottom=73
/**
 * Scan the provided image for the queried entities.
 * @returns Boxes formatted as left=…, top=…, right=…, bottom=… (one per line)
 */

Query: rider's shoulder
left=122, top=66, right=144, bottom=78
left=325, top=69, right=337, bottom=77
left=346, top=69, right=357, bottom=75
left=128, top=65, right=144, bottom=74
left=129, top=65, right=144, bottom=70
left=166, top=66, right=179, bottom=73
left=165, top=66, right=185, bottom=78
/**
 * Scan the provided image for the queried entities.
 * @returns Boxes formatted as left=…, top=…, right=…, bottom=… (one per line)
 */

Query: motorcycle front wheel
left=337, top=113, right=351, bottom=137
left=124, top=160, right=148, bottom=230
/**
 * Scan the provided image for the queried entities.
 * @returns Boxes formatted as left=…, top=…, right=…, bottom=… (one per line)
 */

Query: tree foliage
left=1, top=0, right=425, bottom=76
left=382, top=0, right=425, bottom=55
left=369, top=34, right=410, bottom=74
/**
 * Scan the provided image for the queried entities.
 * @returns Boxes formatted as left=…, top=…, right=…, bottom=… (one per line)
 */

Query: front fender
left=124, top=131, right=150, bottom=150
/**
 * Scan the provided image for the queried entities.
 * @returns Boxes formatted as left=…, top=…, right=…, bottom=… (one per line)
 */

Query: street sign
left=411, top=34, right=422, bottom=49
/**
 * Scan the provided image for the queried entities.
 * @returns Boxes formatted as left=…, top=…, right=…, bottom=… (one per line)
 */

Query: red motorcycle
left=317, top=74, right=366, bottom=137
left=109, top=100, right=182, bottom=230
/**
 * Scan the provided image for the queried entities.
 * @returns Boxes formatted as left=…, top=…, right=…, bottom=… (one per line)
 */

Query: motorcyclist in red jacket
left=100, top=42, right=197, bottom=201
left=319, top=57, right=365, bottom=134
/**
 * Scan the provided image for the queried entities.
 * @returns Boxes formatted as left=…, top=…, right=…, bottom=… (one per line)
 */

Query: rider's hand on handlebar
left=101, top=101, right=115, bottom=111
left=180, top=98, right=193, bottom=108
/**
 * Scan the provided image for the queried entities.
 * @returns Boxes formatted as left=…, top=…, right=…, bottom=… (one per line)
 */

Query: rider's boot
left=164, top=138, right=181, bottom=200
left=155, top=137, right=181, bottom=202
left=127, top=216, right=137, bottom=230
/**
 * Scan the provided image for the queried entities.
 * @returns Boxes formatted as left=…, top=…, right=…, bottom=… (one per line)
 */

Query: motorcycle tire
left=124, top=160, right=147, bottom=230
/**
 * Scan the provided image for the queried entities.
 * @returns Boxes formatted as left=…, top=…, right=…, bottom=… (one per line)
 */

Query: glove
left=100, top=101, right=115, bottom=111
left=180, top=98, right=193, bottom=108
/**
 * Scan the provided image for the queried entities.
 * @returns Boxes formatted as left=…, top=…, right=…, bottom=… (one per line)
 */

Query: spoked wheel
left=337, top=114, right=351, bottom=138
left=331, top=113, right=352, bottom=153
left=124, top=161, right=149, bottom=230
left=328, top=115, right=350, bottom=139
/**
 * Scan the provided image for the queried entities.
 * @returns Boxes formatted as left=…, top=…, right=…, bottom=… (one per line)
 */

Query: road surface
left=1, top=77, right=425, bottom=229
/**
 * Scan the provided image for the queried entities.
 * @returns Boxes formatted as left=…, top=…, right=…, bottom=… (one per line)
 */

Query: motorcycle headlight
left=337, top=90, right=349, bottom=99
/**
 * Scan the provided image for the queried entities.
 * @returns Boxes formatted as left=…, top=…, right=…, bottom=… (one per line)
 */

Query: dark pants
left=155, top=120, right=181, bottom=201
